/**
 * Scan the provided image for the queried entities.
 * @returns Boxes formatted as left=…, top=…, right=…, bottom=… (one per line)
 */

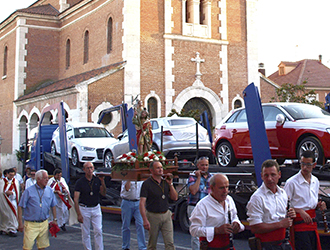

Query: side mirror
left=117, top=133, right=124, bottom=140
left=68, top=135, right=73, bottom=140
left=276, top=114, right=285, bottom=125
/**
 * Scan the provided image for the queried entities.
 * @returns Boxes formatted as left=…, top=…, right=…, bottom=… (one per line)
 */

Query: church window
left=3, top=46, right=8, bottom=77
left=107, top=17, right=113, bottom=54
left=83, top=30, right=89, bottom=64
left=148, top=97, right=158, bottom=118
left=66, top=39, right=70, bottom=69
left=234, top=100, right=242, bottom=109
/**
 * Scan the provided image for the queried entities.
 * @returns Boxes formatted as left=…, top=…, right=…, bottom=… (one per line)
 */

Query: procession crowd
left=0, top=150, right=327, bottom=250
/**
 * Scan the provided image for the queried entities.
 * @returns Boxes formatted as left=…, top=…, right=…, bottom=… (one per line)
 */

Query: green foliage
left=167, top=108, right=201, bottom=122
left=271, top=81, right=324, bottom=108
left=15, top=149, right=24, bottom=163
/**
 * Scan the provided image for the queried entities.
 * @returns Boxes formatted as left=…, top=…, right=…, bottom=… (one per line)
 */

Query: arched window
left=148, top=97, right=158, bottom=118
left=66, top=39, right=70, bottom=69
left=83, top=30, right=89, bottom=64
left=107, top=17, right=113, bottom=54
left=3, top=46, right=8, bottom=77
left=234, top=99, right=242, bottom=109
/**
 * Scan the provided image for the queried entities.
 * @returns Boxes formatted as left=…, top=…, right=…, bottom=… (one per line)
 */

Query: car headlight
left=81, top=147, right=95, bottom=151
left=327, top=128, right=330, bottom=134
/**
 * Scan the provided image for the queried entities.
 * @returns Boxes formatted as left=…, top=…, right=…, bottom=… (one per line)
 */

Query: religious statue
left=132, top=101, right=153, bottom=154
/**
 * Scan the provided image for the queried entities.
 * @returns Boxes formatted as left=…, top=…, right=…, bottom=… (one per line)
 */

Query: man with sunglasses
left=187, top=156, right=212, bottom=250
left=284, top=150, right=326, bottom=250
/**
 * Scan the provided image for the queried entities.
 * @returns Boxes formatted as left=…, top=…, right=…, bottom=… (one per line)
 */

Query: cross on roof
left=191, top=52, right=205, bottom=80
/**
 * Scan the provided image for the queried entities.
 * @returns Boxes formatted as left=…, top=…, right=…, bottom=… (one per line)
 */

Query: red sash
left=51, top=180, right=71, bottom=210
left=293, top=209, right=321, bottom=250
left=200, top=234, right=234, bottom=249
left=255, top=228, right=286, bottom=243
left=3, top=178, right=18, bottom=217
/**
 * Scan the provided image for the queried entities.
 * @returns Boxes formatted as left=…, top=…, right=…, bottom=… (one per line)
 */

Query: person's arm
left=18, top=206, right=24, bottom=232
left=74, top=191, right=83, bottom=223
left=189, top=171, right=202, bottom=195
left=125, top=181, right=131, bottom=191
left=139, top=197, right=150, bottom=230
left=52, top=206, right=57, bottom=225
left=165, top=176, right=178, bottom=201
left=99, top=176, right=106, bottom=196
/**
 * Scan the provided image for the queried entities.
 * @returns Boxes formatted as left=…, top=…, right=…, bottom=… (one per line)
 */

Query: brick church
left=0, top=0, right=259, bottom=166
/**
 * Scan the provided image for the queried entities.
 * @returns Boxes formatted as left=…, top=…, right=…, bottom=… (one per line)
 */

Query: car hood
left=293, top=118, right=330, bottom=129
left=72, top=137, right=117, bottom=148
left=165, top=125, right=209, bottom=142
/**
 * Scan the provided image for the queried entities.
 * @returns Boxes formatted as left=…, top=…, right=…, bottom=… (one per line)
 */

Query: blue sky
left=1, top=0, right=330, bottom=76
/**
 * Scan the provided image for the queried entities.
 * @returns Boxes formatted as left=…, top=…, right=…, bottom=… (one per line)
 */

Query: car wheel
left=297, top=137, right=324, bottom=165
left=51, top=142, right=57, bottom=156
left=151, top=143, right=159, bottom=151
left=71, top=148, right=81, bottom=168
left=104, top=151, right=114, bottom=169
left=178, top=202, right=190, bottom=233
left=216, top=141, right=238, bottom=167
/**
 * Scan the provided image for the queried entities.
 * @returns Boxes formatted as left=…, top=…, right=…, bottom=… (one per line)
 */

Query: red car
left=212, top=102, right=330, bottom=167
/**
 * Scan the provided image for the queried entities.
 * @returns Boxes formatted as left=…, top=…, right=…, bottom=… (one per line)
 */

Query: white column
left=122, top=0, right=141, bottom=107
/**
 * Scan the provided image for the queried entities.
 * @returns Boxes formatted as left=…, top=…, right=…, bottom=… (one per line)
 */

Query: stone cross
left=191, top=52, right=205, bottom=80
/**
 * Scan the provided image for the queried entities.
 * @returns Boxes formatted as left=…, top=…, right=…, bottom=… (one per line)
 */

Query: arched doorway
left=182, top=97, right=212, bottom=126
left=19, top=116, right=28, bottom=146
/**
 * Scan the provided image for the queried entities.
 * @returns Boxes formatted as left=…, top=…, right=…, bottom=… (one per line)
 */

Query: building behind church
left=0, top=0, right=260, bottom=167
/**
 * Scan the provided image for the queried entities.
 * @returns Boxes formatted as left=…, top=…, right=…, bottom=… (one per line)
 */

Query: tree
left=167, top=108, right=201, bottom=122
left=271, top=81, right=323, bottom=108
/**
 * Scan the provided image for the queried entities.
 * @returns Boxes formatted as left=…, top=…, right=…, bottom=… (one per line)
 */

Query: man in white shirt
left=25, top=169, right=36, bottom=190
left=247, top=160, right=295, bottom=250
left=189, top=174, right=244, bottom=249
left=121, top=181, right=146, bottom=250
left=284, top=150, right=326, bottom=250
left=13, top=167, right=24, bottom=192
left=0, top=168, right=20, bottom=237
left=47, top=169, right=71, bottom=231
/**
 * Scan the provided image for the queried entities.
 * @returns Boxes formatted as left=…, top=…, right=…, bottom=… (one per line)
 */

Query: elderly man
left=48, top=169, right=71, bottom=231
left=247, top=160, right=296, bottom=250
left=187, top=156, right=212, bottom=250
left=18, top=169, right=57, bottom=250
left=284, top=151, right=326, bottom=250
left=139, top=161, right=178, bottom=250
left=190, top=173, right=244, bottom=250
left=74, top=162, right=106, bottom=250
left=0, top=168, right=20, bottom=237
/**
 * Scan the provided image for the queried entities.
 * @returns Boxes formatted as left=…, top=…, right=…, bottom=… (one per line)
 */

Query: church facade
left=0, top=0, right=259, bottom=166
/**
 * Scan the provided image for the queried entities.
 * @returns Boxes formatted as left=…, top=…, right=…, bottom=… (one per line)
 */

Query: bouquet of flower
left=113, top=150, right=167, bottom=171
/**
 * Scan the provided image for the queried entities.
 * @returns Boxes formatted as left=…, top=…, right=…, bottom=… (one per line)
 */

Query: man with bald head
left=189, top=174, right=244, bottom=249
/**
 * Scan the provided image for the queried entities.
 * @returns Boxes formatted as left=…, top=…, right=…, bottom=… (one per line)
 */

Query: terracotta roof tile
left=17, top=4, right=60, bottom=17
left=268, top=59, right=330, bottom=88
left=15, top=61, right=126, bottom=102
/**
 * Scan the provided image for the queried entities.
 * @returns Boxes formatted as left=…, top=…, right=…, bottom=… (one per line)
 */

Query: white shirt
left=284, top=170, right=319, bottom=210
left=189, top=194, right=244, bottom=243
left=247, top=183, right=288, bottom=226
left=25, top=178, right=36, bottom=189
left=120, top=181, right=143, bottom=200
left=15, top=173, right=23, bottom=185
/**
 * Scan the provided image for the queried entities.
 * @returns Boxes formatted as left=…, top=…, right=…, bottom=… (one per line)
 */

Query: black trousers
left=294, top=231, right=318, bottom=250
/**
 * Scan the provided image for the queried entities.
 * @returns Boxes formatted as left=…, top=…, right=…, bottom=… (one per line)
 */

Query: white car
left=103, top=116, right=212, bottom=169
left=51, top=122, right=116, bottom=167
left=103, top=130, right=130, bottom=169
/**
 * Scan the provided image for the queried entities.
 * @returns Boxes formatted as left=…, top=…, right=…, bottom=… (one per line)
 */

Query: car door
left=112, top=130, right=130, bottom=158
left=263, top=106, right=294, bottom=157
left=225, top=109, right=252, bottom=157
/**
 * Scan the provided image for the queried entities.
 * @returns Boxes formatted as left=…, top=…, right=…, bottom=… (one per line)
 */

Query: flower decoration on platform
left=113, top=150, right=167, bottom=171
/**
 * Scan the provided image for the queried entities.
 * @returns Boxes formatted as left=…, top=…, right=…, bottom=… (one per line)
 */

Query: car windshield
left=74, top=127, right=112, bottom=138
left=282, top=104, right=330, bottom=120
left=167, top=119, right=196, bottom=126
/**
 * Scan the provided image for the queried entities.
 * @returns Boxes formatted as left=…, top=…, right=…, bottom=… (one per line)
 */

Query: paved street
left=0, top=213, right=249, bottom=250
left=1, top=212, right=330, bottom=250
